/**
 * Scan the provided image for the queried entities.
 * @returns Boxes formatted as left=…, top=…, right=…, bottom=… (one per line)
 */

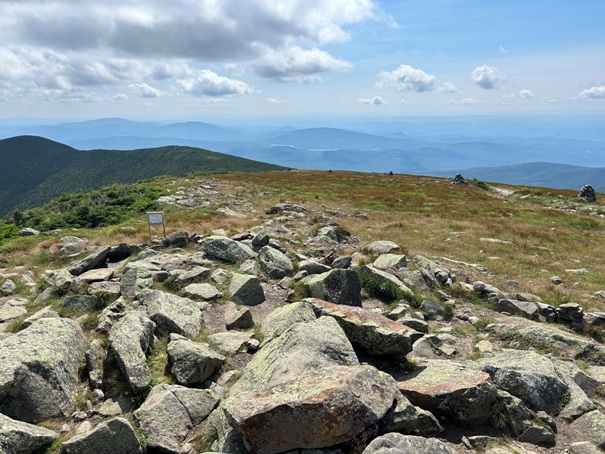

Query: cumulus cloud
left=357, top=96, right=386, bottom=105
left=471, top=65, right=501, bottom=89
left=178, top=70, right=253, bottom=97
left=250, top=47, right=351, bottom=82
left=376, top=64, right=436, bottom=92
left=519, top=89, right=536, bottom=98
left=437, top=82, right=460, bottom=94
left=579, top=85, right=605, bottom=99
left=129, top=83, right=163, bottom=98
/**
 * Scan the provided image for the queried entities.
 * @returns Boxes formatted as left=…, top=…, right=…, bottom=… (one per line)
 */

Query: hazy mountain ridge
left=0, top=135, right=285, bottom=216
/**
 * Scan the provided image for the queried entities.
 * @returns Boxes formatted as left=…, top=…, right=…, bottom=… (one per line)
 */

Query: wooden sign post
left=147, top=211, right=166, bottom=242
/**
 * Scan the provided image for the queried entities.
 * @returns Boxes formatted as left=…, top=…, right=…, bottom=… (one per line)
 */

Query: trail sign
left=147, top=211, right=166, bottom=240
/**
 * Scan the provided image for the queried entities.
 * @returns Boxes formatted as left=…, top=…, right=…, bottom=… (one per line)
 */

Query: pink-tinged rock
left=398, top=360, right=497, bottom=425
left=308, top=298, right=422, bottom=356
left=223, top=365, right=398, bottom=454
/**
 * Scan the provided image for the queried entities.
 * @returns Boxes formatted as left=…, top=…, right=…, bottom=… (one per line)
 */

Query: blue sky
left=0, top=0, right=603, bottom=119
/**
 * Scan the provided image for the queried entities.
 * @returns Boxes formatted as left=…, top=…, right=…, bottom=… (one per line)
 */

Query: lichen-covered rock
left=365, top=240, right=400, bottom=254
left=167, top=334, right=225, bottom=387
left=43, top=268, right=76, bottom=292
left=68, top=246, right=111, bottom=276
left=398, top=360, right=497, bottom=425
left=362, top=432, right=452, bottom=454
left=378, top=392, right=442, bottom=436
left=228, top=273, right=265, bottom=306
left=0, top=318, right=88, bottom=423
left=260, top=301, right=317, bottom=345
left=202, top=236, right=256, bottom=263
left=108, top=312, right=155, bottom=394
left=134, top=384, right=219, bottom=453
left=297, top=259, right=331, bottom=275
left=301, top=269, right=362, bottom=306
left=62, top=417, right=142, bottom=454
left=569, top=410, right=605, bottom=448
left=208, top=331, right=253, bottom=355
left=359, top=265, right=414, bottom=297
left=224, top=302, right=254, bottom=330
left=62, top=294, right=99, bottom=312
left=474, top=350, right=569, bottom=415
left=308, top=298, right=421, bottom=356
left=258, top=246, right=294, bottom=279
left=223, top=365, right=398, bottom=454
left=0, top=412, right=58, bottom=453
left=119, top=265, right=153, bottom=298
left=373, top=253, right=408, bottom=270
left=232, top=316, right=358, bottom=395
left=138, top=289, right=203, bottom=336
left=181, top=283, right=223, bottom=301
left=496, top=299, right=540, bottom=319
left=21, top=306, right=59, bottom=329
left=173, top=266, right=211, bottom=286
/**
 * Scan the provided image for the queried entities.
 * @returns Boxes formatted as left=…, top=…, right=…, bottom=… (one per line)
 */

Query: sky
left=0, top=0, right=604, bottom=120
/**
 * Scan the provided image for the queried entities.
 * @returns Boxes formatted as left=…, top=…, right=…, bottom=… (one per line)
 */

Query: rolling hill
left=0, top=135, right=285, bottom=216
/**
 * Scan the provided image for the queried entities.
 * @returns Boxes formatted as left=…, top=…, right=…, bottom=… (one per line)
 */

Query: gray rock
left=298, top=259, right=331, bottom=275
left=570, top=410, right=605, bottom=448
left=258, top=246, right=294, bottom=278
left=474, top=350, right=569, bottom=415
left=302, top=269, right=362, bottom=306
left=309, top=298, right=421, bottom=357
left=362, top=433, right=452, bottom=454
left=0, top=279, right=17, bottom=296
left=491, top=390, right=535, bottom=437
left=373, top=254, right=408, bottom=270
left=68, top=246, right=111, bottom=276
left=359, top=265, right=414, bottom=298
left=224, top=365, right=398, bottom=454
left=0, top=318, right=88, bottom=423
left=16, top=227, right=40, bottom=237
left=0, top=412, right=58, bottom=453
left=208, top=331, right=252, bottom=355
left=473, top=281, right=501, bottom=296
left=120, top=265, right=153, bottom=299
left=108, top=312, right=155, bottom=394
left=21, top=306, right=59, bottom=328
left=108, top=243, right=133, bottom=261
left=398, top=316, right=428, bottom=333
left=261, top=301, right=317, bottom=345
left=378, top=392, right=441, bottom=436
left=570, top=441, right=603, bottom=454
left=0, top=303, right=26, bottom=323
left=228, top=273, right=265, bottom=306
left=518, top=424, right=556, bottom=447
left=202, top=236, right=256, bottom=263
left=97, top=394, right=134, bottom=417
left=419, top=300, right=445, bottom=320
left=251, top=233, right=270, bottom=250
left=181, top=283, right=223, bottom=301
left=398, top=359, right=497, bottom=425
left=62, top=294, right=99, bottom=312
left=173, top=266, right=211, bottom=286
left=206, top=407, right=250, bottom=454
left=224, top=302, right=254, bottom=330
left=365, top=241, right=400, bottom=254
left=496, top=299, right=540, bottom=319
left=138, top=289, right=203, bottom=337
left=266, top=203, right=307, bottom=214
left=231, top=316, right=358, bottom=395
left=134, top=384, right=219, bottom=453
left=331, top=255, right=352, bottom=269
left=167, top=334, right=225, bottom=387
left=62, top=417, right=142, bottom=454
left=78, top=268, right=114, bottom=283
left=88, top=281, right=121, bottom=299
left=162, top=231, right=190, bottom=248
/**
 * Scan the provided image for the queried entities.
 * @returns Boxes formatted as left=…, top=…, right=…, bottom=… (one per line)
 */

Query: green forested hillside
left=0, top=136, right=286, bottom=216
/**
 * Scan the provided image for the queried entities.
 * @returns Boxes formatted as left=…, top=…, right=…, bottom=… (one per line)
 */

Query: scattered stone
left=228, top=273, right=265, bottom=306
left=62, top=294, right=99, bottom=312
left=202, top=236, right=256, bottom=263
left=360, top=265, right=414, bottom=298
left=108, top=312, right=155, bottom=394
left=451, top=173, right=468, bottom=185
left=97, top=395, right=134, bottom=417
left=68, top=246, right=111, bottom=276
left=224, top=302, right=254, bottom=330
left=373, top=253, right=407, bottom=270
left=258, top=245, right=294, bottom=278
left=167, top=334, right=225, bottom=386
left=551, top=275, right=563, bottom=285
left=365, top=240, right=400, bottom=254
left=173, top=266, right=211, bottom=286
left=0, top=279, right=17, bottom=296
left=79, top=268, right=114, bottom=283
left=266, top=203, right=308, bottom=214
left=569, top=441, right=603, bottom=454
left=302, top=269, right=362, bottom=306
left=260, top=300, right=317, bottom=344
left=208, top=331, right=253, bottom=355
left=298, top=259, right=332, bottom=275
left=16, top=227, right=40, bottom=236
left=363, top=432, right=452, bottom=453
left=62, top=417, right=142, bottom=454
left=398, top=360, right=497, bottom=425
left=0, top=318, right=88, bottom=423
left=569, top=410, right=605, bottom=448
left=138, top=289, right=203, bottom=337
left=0, top=302, right=27, bottom=323
left=181, top=283, right=223, bottom=301
left=496, top=299, right=540, bottom=319
left=0, top=412, right=58, bottom=453
left=331, top=255, right=352, bottom=269
left=579, top=184, right=597, bottom=202
left=21, top=306, right=59, bottom=328
left=119, top=265, right=153, bottom=298
left=419, top=300, right=445, bottom=320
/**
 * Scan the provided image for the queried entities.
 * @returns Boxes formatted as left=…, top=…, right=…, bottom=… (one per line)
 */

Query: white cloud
left=250, top=47, right=351, bottom=82
left=113, top=93, right=129, bottom=101
left=446, top=98, right=485, bottom=105
left=129, top=83, right=163, bottom=98
left=376, top=64, right=436, bottom=92
left=267, top=97, right=287, bottom=104
left=519, top=89, right=536, bottom=98
left=471, top=65, right=501, bottom=89
left=579, top=85, right=605, bottom=100
left=178, top=70, right=253, bottom=97
left=357, top=96, right=386, bottom=105
left=499, top=46, right=508, bottom=54
left=437, top=82, right=460, bottom=94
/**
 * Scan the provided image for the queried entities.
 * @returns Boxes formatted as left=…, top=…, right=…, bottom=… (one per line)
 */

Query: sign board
left=147, top=212, right=165, bottom=225
left=147, top=211, right=166, bottom=240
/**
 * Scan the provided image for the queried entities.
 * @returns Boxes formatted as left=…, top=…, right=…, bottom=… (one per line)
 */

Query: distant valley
left=0, top=115, right=604, bottom=212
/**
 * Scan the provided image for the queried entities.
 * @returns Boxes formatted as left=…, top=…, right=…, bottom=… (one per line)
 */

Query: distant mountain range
left=0, top=115, right=603, bottom=196
left=0, top=135, right=285, bottom=216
